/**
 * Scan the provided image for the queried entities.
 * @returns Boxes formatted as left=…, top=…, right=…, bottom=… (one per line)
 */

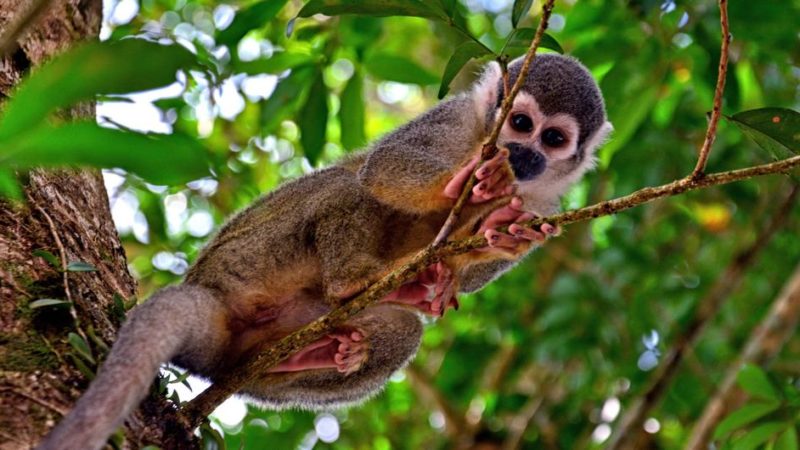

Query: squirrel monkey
left=38, top=54, right=611, bottom=450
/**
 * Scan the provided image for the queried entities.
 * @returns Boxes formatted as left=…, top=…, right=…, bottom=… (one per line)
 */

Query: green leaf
left=32, top=249, right=61, bottom=269
left=505, top=28, right=564, bottom=54
left=0, top=39, right=198, bottom=140
left=66, top=261, right=98, bottom=272
left=738, top=364, right=781, bottom=401
left=217, top=0, right=290, bottom=47
left=232, top=51, right=318, bottom=75
left=297, top=0, right=446, bottom=20
left=732, top=422, right=787, bottom=450
left=776, top=427, right=799, bottom=450
left=364, top=53, right=439, bottom=85
left=260, top=67, right=314, bottom=133
left=727, top=108, right=800, bottom=161
left=438, top=41, right=493, bottom=99
left=512, top=0, right=534, bottom=28
left=0, top=122, right=209, bottom=185
left=298, top=71, right=329, bottom=166
left=339, top=70, right=366, bottom=151
left=29, top=299, right=72, bottom=309
left=0, top=168, right=22, bottom=201
left=714, top=402, right=781, bottom=439
left=68, top=332, right=96, bottom=365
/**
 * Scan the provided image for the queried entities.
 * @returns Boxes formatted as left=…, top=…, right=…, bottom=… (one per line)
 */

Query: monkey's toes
left=331, top=330, right=368, bottom=375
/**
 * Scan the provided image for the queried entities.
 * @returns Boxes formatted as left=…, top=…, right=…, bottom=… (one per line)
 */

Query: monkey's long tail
left=37, top=284, right=223, bottom=450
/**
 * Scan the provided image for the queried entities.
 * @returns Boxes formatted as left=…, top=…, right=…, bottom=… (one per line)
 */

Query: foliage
left=5, top=0, right=800, bottom=448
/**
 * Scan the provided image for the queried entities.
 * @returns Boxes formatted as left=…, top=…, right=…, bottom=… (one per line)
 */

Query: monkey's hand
left=383, top=262, right=459, bottom=317
left=444, top=149, right=515, bottom=203
left=268, top=329, right=368, bottom=375
left=477, top=197, right=560, bottom=258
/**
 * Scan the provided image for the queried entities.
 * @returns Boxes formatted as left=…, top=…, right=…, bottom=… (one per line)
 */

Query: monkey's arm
left=357, top=96, right=488, bottom=214
left=37, top=285, right=229, bottom=450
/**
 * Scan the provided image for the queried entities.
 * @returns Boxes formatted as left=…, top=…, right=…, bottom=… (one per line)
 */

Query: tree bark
left=0, top=1, right=196, bottom=448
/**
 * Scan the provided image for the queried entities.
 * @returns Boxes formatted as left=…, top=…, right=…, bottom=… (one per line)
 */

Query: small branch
left=433, top=0, right=556, bottom=246
left=183, top=154, right=800, bottom=424
left=685, top=261, right=800, bottom=450
left=606, top=185, right=798, bottom=450
left=0, top=0, right=54, bottom=56
left=691, top=0, right=730, bottom=178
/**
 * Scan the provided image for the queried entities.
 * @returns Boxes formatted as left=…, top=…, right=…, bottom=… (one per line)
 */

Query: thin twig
left=183, top=154, right=800, bottom=424
left=685, top=262, right=800, bottom=450
left=33, top=204, right=89, bottom=344
left=691, top=0, right=730, bottom=178
left=606, top=185, right=798, bottom=450
left=0, top=0, right=54, bottom=56
left=433, top=0, right=557, bottom=246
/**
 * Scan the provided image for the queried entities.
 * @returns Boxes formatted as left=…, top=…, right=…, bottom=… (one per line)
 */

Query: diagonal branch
left=433, top=0, right=556, bottom=245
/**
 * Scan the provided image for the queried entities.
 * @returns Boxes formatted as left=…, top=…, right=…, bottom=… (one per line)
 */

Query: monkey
left=37, top=53, right=611, bottom=450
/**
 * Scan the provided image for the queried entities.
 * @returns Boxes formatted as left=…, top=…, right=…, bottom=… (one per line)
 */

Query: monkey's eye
left=541, top=128, right=566, bottom=148
left=510, top=113, right=534, bottom=133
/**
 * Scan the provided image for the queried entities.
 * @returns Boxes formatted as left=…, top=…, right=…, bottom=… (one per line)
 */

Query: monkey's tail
left=37, top=284, right=224, bottom=450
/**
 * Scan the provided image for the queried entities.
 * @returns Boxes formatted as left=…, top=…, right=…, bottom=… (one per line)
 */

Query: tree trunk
left=0, top=1, right=196, bottom=448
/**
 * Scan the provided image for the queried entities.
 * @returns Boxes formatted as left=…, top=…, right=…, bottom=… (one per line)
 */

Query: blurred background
left=96, top=0, right=800, bottom=448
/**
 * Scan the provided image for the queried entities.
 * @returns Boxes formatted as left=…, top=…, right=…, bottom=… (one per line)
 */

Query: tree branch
left=606, top=184, right=798, bottom=450
left=685, top=262, right=800, bottom=450
left=692, top=0, right=730, bottom=178
left=433, top=0, right=556, bottom=245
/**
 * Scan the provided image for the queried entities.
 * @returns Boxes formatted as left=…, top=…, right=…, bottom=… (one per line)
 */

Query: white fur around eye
left=540, top=113, right=579, bottom=160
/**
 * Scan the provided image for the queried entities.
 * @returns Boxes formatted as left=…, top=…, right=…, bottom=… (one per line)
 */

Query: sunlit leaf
left=66, top=261, right=98, bottom=272
left=737, top=364, right=781, bottom=401
left=731, top=422, right=788, bottom=450
left=297, top=0, right=446, bottom=20
left=0, top=40, right=197, bottom=140
left=364, top=53, right=439, bottom=85
left=776, top=427, right=799, bottom=450
left=727, top=108, right=800, bottom=161
left=217, top=0, right=290, bottom=47
left=714, top=402, right=781, bottom=439
left=339, top=70, right=366, bottom=151
left=29, top=299, right=71, bottom=309
left=32, top=249, right=61, bottom=269
left=0, top=122, right=210, bottom=185
left=505, top=28, right=564, bottom=54
left=512, top=0, right=533, bottom=28
left=298, top=71, right=329, bottom=165
left=438, top=41, right=493, bottom=99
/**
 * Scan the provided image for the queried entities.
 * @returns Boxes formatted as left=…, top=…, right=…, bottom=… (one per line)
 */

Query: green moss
left=0, top=332, right=59, bottom=372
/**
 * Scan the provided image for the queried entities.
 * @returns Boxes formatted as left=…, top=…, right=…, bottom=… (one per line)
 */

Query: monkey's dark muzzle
left=507, top=143, right=545, bottom=181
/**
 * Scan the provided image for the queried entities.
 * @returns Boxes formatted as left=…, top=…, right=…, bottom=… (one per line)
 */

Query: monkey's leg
left=267, top=329, right=368, bottom=375
left=477, top=198, right=559, bottom=256
left=382, top=262, right=459, bottom=317
left=37, top=284, right=229, bottom=450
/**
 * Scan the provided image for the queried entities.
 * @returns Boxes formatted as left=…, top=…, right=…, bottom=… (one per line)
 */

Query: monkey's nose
left=506, top=143, right=545, bottom=181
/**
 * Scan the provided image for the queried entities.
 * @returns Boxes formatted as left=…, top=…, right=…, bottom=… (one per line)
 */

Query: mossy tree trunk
left=0, top=1, right=196, bottom=448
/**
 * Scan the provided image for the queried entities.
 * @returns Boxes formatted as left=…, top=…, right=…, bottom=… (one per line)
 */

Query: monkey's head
left=473, top=54, right=612, bottom=209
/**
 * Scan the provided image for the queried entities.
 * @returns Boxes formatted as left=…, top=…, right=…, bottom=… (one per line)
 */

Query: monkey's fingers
left=478, top=198, right=530, bottom=233
left=475, top=148, right=509, bottom=181
left=444, top=157, right=479, bottom=199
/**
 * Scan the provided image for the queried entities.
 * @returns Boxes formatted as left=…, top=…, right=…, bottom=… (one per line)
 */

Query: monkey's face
left=498, top=92, right=593, bottom=189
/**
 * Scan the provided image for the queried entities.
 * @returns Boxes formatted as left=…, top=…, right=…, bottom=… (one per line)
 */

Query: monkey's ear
left=472, top=61, right=502, bottom=122
left=583, top=121, right=614, bottom=155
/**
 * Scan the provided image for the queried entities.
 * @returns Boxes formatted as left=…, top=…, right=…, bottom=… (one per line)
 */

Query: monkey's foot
left=478, top=197, right=560, bottom=256
left=444, top=149, right=515, bottom=203
left=268, top=329, right=368, bottom=375
left=383, top=262, right=459, bottom=317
